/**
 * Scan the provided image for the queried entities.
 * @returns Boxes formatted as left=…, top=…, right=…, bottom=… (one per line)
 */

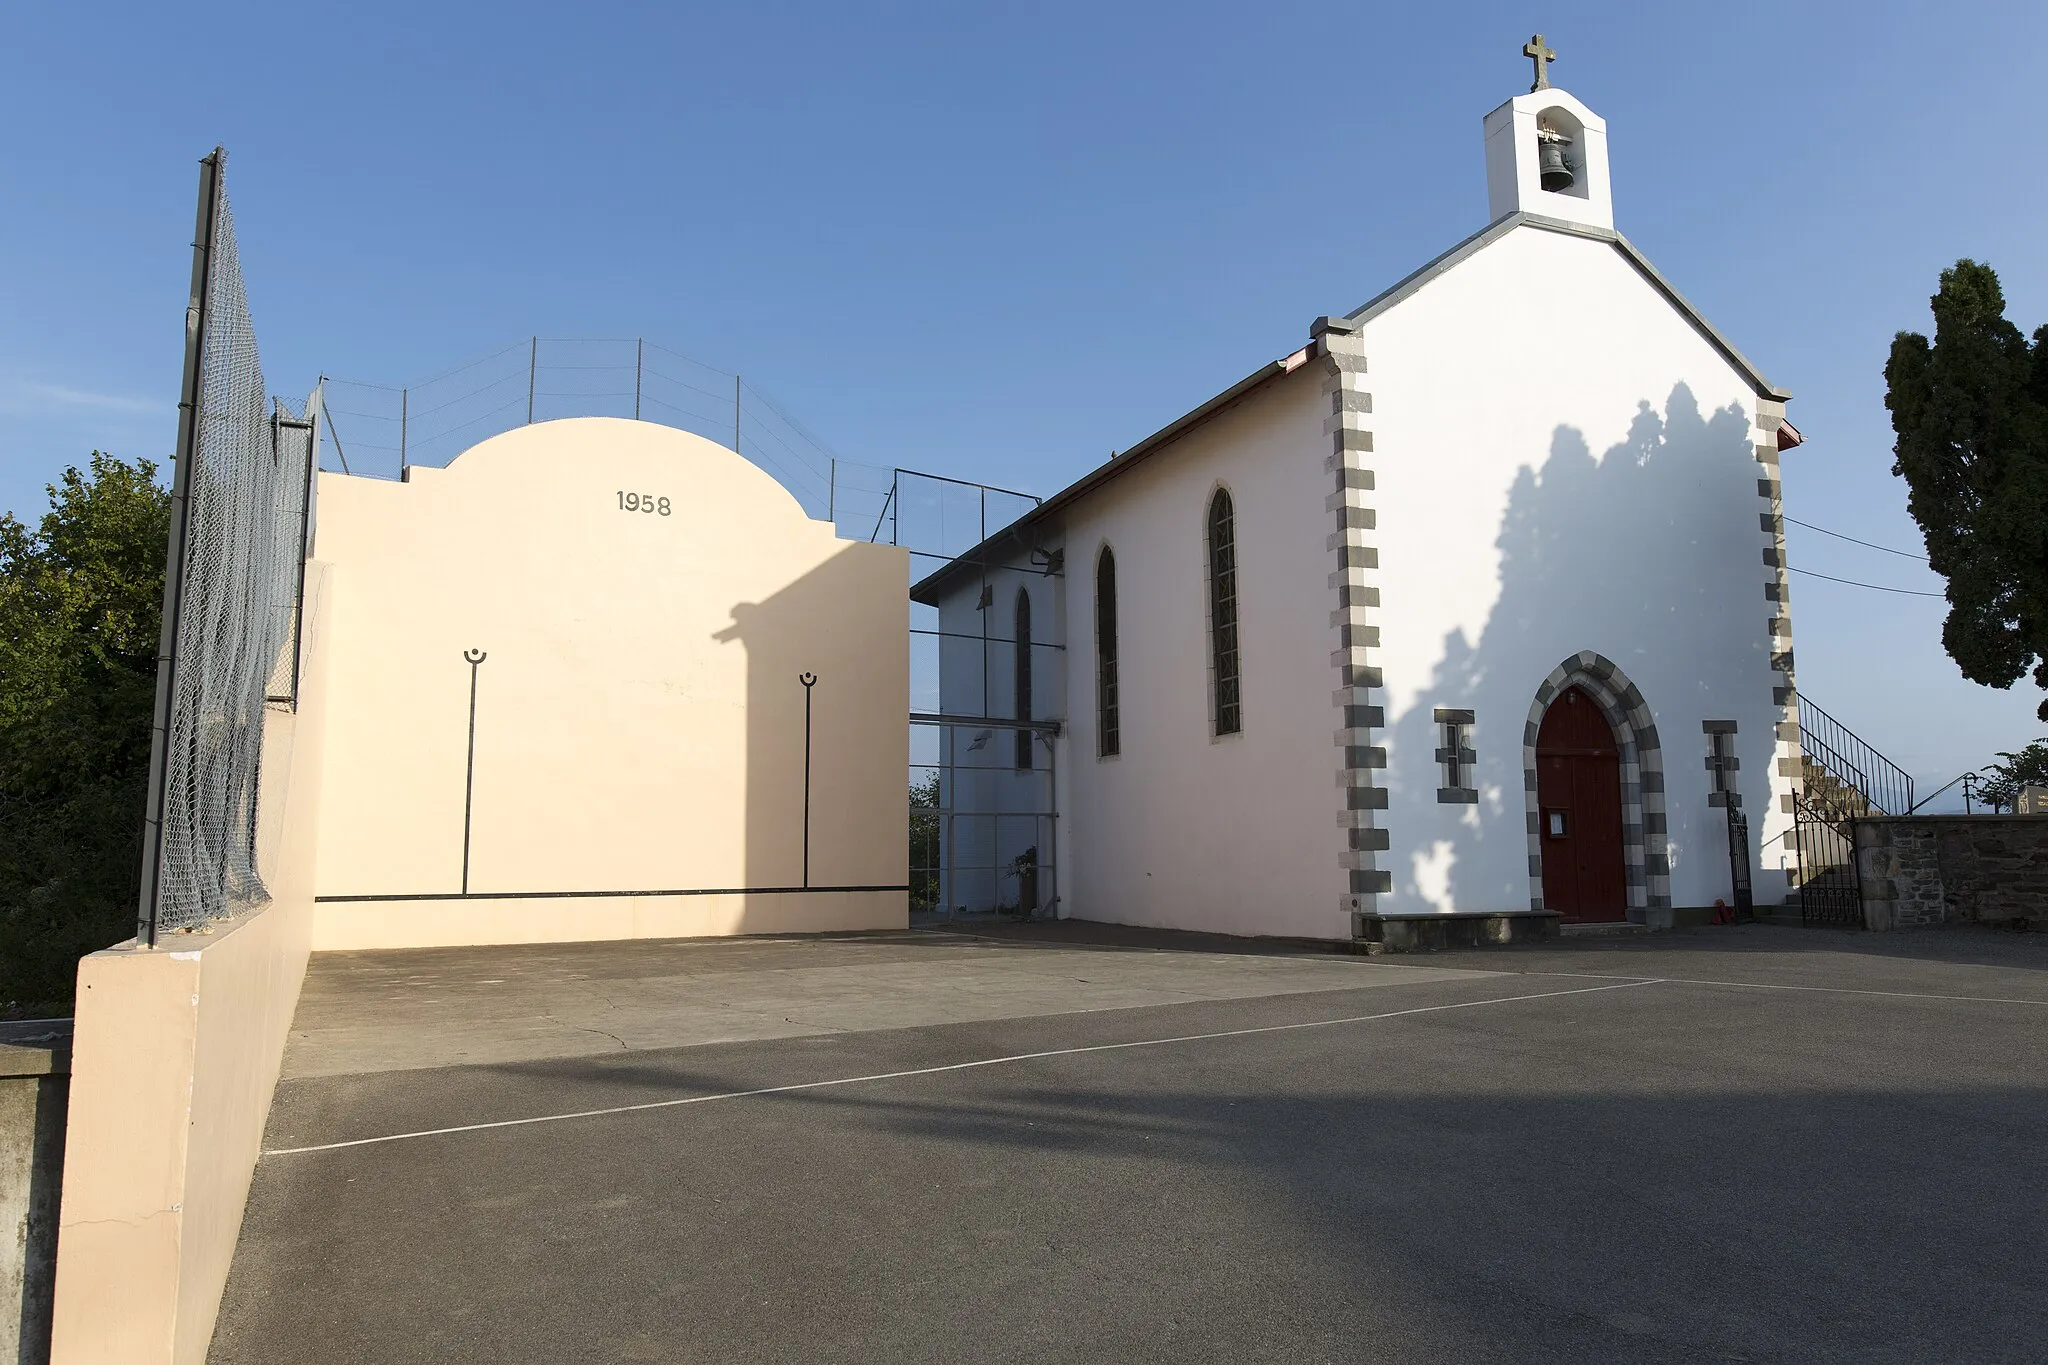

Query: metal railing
left=1796, top=694, right=1913, bottom=816
left=1786, top=695, right=1916, bottom=931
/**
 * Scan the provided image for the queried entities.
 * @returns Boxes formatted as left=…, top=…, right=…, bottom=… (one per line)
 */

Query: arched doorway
left=1535, top=685, right=1627, bottom=922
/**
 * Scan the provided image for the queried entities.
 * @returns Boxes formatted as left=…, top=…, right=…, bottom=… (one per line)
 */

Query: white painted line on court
left=1513, top=970, right=2048, bottom=1007
left=262, top=978, right=1662, bottom=1157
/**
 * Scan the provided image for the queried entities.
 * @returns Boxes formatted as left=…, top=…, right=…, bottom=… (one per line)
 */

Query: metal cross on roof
left=1523, top=34, right=1556, bottom=92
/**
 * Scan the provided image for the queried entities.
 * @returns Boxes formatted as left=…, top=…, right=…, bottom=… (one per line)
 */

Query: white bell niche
left=1484, top=87, right=1614, bottom=230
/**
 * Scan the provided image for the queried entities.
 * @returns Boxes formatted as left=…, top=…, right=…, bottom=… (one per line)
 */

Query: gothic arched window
left=1014, top=587, right=1034, bottom=769
left=1208, top=489, right=1241, bottom=735
left=1096, top=547, right=1119, bottom=757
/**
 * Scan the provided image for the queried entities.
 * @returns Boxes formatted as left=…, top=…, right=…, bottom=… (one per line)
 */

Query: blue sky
left=3, top=0, right=2044, bottom=801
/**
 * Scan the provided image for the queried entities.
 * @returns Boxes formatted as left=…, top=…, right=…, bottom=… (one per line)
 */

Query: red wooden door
left=1536, top=686, right=1627, bottom=922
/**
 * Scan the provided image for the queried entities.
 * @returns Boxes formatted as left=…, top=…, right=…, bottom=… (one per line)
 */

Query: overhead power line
left=1784, top=517, right=1928, bottom=561
left=1788, top=566, right=1944, bottom=597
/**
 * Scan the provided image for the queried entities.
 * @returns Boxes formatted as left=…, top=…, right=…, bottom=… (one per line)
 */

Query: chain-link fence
left=910, top=718, right=1058, bottom=918
left=312, top=339, right=1062, bottom=582
left=317, top=338, right=873, bottom=527
left=138, top=150, right=316, bottom=944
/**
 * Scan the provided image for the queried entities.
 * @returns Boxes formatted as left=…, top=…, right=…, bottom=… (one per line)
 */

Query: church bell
left=1536, top=127, right=1575, bottom=193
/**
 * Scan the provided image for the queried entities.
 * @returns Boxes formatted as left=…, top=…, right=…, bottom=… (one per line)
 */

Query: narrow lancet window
left=1208, top=490, right=1241, bottom=735
left=1014, top=587, right=1033, bottom=769
left=1096, top=548, right=1120, bottom=756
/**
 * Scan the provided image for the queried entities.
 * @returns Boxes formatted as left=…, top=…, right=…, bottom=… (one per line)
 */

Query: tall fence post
left=828, top=457, right=836, bottom=526
left=399, top=387, right=408, bottom=477
left=286, top=406, right=317, bottom=707
left=987, top=480, right=995, bottom=716
left=136, top=146, right=223, bottom=949
left=941, top=740, right=954, bottom=919
left=527, top=336, right=537, bottom=424
left=1044, top=724, right=1059, bottom=920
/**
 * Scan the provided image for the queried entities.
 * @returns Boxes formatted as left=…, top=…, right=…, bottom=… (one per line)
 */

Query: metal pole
left=941, top=740, right=954, bottom=920
left=980, top=486, right=990, bottom=718
left=462, top=649, right=487, bottom=893
left=285, top=412, right=317, bottom=708
left=527, top=336, right=537, bottom=424
left=634, top=338, right=643, bottom=420
left=734, top=373, right=742, bottom=453
left=137, top=146, right=223, bottom=949
left=1046, top=736, right=1059, bottom=921
left=399, top=387, right=408, bottom=477
left=828, top=457, right=836, bottom=526
left=867, top=483, right=895, bottom=543
left=800, top=672, right=818, bottom=887
left=317, top=382, right=352, bottom=476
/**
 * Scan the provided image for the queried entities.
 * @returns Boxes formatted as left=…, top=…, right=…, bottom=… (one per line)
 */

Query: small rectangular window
left=1435, top=708, right=1477, bottom=803
left=1704, top=720, right=1738, bottom=808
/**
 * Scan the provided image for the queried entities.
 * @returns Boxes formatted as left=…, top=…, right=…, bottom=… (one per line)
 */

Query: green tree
left=0, top=453, right=168, bottom=1016
left=1975, top=739, right=2048, bottom=813
left=908, top=771, right=940, bottom=914
left=1885, top=259, right=2048, bottom=719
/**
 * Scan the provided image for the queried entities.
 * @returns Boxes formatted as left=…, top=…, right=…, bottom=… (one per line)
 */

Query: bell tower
left=1483, top=34, right=1613, bottom=230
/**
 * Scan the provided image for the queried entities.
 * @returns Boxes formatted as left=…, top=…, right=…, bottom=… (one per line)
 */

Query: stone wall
left=1854, top=815, right=2048, bottom=930
left=1, top=1021, right=70, bottom=1365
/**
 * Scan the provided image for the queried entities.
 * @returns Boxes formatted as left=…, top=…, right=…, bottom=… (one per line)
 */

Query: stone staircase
left=1801, top=754, right=1874, bottom=820
left=1787, top=696, right=1915, bottom=928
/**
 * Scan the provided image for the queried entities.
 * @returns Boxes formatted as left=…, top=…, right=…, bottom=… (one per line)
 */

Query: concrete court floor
left=211, top=923, right=2048, bottom=1364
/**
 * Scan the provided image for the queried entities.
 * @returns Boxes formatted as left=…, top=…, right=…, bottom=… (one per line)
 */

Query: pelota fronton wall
left=1854, top=815, right=2048, bottom=930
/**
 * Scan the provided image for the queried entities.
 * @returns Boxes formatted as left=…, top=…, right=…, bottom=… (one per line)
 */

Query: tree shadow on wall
left=1382, top=383, right=1769, bottom=913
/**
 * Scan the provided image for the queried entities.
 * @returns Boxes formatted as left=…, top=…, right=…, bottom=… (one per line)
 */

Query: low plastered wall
left=0, top=1022, right=71, bottom=1365
left=48, top=564, right=332, bottom=1365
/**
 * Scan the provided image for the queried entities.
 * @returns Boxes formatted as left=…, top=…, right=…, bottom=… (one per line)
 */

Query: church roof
left=1342, top=212, right=1788, bottom=398
left=910, top=213, right=1788, bottom=605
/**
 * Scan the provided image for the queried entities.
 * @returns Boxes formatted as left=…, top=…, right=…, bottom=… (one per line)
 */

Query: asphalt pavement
left=209, top=923, right=2048, bottom=1364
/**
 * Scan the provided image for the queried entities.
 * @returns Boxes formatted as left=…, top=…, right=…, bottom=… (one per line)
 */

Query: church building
left=913, top=44, right=1807, bottom=943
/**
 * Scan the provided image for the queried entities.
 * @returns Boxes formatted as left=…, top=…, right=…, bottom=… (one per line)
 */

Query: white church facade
left=915, top=67, right=1807, bottom=942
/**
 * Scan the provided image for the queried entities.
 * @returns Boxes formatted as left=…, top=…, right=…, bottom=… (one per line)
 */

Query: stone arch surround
left=1523, top=652, right=1672, bottom=919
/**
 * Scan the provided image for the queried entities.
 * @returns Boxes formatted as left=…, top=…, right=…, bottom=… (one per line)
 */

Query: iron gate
left=1790, top=795, right=1862, bottom=927
left=1725, top=805, right=1753, bottom=922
